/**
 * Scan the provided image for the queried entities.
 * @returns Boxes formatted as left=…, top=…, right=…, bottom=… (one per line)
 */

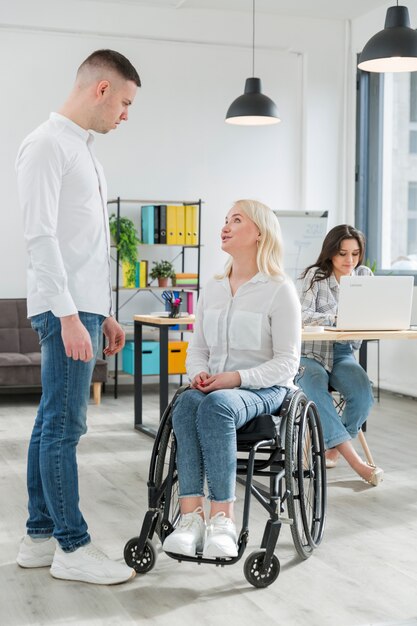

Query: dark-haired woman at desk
left=298, top=224, right=383, bottom=486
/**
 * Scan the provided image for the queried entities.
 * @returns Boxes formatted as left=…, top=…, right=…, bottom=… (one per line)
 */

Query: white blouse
left=186, top=273, right=301, bottom=389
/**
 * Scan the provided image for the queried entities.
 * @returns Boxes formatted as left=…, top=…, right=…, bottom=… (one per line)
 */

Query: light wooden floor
left=1, top=386, right=417, bottom=626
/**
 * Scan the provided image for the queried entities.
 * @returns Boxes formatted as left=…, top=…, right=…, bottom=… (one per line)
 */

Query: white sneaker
left=17, top=535, right=56, bottom=568
left=163, top=507, right=205, bottom=556
left=50, top=543, right=136, bottom=585
left=203, top=512, right=238, bottom=558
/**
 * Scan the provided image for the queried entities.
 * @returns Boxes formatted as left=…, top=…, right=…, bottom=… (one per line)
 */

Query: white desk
left=133, top=323, right=417, bottom=436
left=301, top=328, right=417, bottom=399
left=301, top=329, right=417, bottom=342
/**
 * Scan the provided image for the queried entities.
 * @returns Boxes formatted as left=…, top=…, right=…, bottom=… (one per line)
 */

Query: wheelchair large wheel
left=153, top=410, right=180, bottom=542
left=296, top=399, right=326, bottom=549
left=284, top=390, right=326, bottom=560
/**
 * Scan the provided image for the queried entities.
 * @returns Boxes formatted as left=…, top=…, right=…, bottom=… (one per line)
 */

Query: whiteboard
left=274, top=211, right=328, bottom=282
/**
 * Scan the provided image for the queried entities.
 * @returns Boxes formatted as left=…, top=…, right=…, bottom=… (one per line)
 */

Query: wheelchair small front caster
left=243, top=551, right=280, bottom=588
left=124, top=537, right=157, bottom=574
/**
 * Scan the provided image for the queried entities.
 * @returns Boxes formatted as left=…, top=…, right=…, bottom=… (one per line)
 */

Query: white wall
left=350, top=3, right=417, bottom=397
left=1, top=0, right=346, bottom=298
left=7, top=1, right=414, bottom=396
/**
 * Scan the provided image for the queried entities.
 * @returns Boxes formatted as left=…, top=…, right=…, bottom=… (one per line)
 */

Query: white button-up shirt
left=186, top=273, right=301, bottom=389
left=16, top=113, right=112, bottom=318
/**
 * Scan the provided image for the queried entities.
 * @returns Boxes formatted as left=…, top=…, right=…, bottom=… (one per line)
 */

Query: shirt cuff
left=237, top=369, right=248, bottom=387
left=50, top=291, right=78, bottom=318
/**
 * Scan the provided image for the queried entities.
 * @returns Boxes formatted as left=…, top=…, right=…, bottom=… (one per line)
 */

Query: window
left=409, top=130, right=417, bottom=154
left=356, top=67, right=417, bottom=276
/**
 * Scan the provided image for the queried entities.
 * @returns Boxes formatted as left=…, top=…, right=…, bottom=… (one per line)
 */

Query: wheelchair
left=124, top=385, right=327, bottom=588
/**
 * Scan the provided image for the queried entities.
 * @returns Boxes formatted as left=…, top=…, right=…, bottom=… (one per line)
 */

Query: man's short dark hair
left=79, top=49, right=141, bottom=86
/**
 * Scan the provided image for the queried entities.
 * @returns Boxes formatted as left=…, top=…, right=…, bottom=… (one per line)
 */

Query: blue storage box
left=122, top=341, right=160, bottom=375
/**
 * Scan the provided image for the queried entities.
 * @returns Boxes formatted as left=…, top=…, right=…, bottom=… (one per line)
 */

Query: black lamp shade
left=225, top=77, right=281, bottom=126
left=358, top=5, right=417, bottom=72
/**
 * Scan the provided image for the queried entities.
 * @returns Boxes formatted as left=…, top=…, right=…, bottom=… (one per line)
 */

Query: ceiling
left=80, top=0, right=389, bottom=21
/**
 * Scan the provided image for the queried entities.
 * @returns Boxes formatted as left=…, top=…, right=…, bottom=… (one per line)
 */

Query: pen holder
left=169, top=304, right=180, bottom=318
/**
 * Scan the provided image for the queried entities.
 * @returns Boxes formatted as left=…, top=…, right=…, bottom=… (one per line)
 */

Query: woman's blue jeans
left=171, top=385, right=288, bottom=502
left=298, top=343, right=374, bottom=449
left=27, top=311, right=104, bottom=552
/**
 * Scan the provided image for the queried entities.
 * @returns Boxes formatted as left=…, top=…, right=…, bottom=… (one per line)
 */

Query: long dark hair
left=300, top=224, right=366, bottom=290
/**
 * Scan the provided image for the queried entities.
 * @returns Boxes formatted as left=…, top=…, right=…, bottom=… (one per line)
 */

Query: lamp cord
left=252, top=0, right=255, bottom=77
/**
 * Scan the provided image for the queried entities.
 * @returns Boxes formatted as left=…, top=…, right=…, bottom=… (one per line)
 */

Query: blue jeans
left=297, top=343, right=374, bottom=449
left=171, top=385, right=288, bottom=502
left=26, top=311, right=104, bottom=552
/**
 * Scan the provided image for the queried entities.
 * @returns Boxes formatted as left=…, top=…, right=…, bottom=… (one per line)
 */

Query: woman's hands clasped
left=190, top=371, right=241, bottom=393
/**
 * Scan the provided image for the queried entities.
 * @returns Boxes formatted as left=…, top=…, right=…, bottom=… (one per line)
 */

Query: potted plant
left=109, top=214, right=140, bottom=287
left=149, top=260, right=176, bottom=287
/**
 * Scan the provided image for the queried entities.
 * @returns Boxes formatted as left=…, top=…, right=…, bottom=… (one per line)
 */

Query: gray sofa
left=0, top=299, right=107, bottom=404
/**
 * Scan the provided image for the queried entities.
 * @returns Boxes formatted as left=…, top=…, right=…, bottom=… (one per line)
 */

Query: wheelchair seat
left=236, top=412, right=282, bottom=447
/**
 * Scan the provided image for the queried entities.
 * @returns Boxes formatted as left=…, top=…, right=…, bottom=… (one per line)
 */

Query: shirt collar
left=220, top=271, right=270, bottom=290
left=50, top=112, right=92, bottom=142
left=249, top=272, right=269, bottom=283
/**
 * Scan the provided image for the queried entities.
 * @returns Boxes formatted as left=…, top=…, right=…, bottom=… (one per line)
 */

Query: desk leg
left=134, top=321, right=143, bottom=430
left=359, top=340, right=368, bottom=433
left=359, top=340, right=368, bottom=371
left=159, top=326, right=169, bottom=420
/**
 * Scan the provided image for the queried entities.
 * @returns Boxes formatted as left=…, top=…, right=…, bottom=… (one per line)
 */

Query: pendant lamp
left=358, top=2, right=417, bottom=72
left=225, top=0, right=280, bottom=125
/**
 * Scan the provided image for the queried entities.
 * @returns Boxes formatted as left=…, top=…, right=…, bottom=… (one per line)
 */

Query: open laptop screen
left=331, top=275, right=414, bottom=331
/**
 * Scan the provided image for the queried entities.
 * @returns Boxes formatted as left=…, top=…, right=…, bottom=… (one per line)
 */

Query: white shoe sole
left=17, top=555, right=54, bottom=568
left=50, top=565, right=136, bottom=585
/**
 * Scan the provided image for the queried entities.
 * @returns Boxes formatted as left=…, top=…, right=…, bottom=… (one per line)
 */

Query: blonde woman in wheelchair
left=298, top=224, right=383, bottom=487
left=162, top=199, right=301, bottom=559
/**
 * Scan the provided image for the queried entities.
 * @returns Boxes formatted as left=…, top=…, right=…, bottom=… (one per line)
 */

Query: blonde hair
left=219, top=199, right=284, bottom=278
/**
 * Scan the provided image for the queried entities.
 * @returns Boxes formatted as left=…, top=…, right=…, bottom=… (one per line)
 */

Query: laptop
left=328, top=275, right=414, bottom=331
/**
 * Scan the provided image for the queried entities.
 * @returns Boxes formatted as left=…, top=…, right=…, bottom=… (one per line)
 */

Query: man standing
left=15, top=49, right=140, bottom=585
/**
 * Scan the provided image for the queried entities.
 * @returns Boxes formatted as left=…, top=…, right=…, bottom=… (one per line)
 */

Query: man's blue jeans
left=27, top=311, right=104, bottom=552
left=171, top=385, right=288, bottom=502
left=298, top=343, right=374, bottom=450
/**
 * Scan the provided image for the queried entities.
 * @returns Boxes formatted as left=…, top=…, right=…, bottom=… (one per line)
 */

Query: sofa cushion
left=93, top=359, right=108, bottom=383
left=0, top=299, right=108, bottom=389
left=0, top=352, right=41, bottom=366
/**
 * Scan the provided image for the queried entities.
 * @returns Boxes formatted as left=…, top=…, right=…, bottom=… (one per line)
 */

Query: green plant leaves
left=109, top=214, right=140, bottom=284
left=149, top=260, right=176, bottom=280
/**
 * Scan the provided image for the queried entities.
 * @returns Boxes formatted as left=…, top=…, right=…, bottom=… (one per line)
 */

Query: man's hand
left=61, top=314, right=93, bottom=362
left=102, top=316, right=126, bottom=356
left=192, top=371, right=241, bottom=393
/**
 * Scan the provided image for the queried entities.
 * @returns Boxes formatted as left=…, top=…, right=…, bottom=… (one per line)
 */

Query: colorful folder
left=153, top=206, right=160, bottom=244
left=176, top=205, right=185, bottom=245
left=159, top=205, right=167, bottom=244
left=141, top=205, right=154, bottom=244
left=167, top=205, right=177, bottom=245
